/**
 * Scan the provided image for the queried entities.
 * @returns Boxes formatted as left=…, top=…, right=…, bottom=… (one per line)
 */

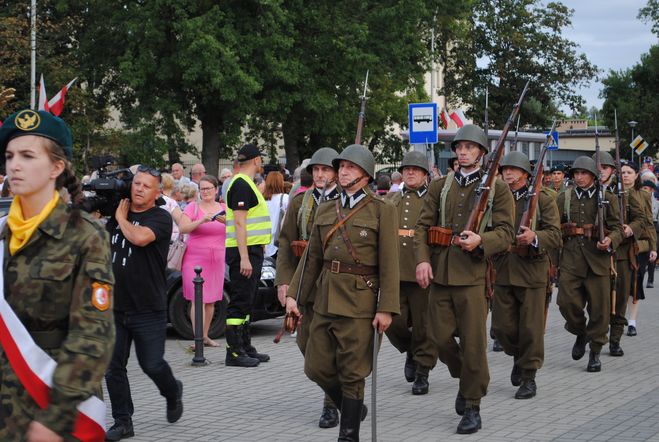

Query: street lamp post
left=628, top=120, right=638, bottom=162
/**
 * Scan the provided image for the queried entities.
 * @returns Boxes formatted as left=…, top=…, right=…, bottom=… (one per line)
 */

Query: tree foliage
left=442, top=0, right=598, bottom=130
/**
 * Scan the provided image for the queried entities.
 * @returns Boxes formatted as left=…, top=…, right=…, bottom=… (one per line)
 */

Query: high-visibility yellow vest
left=225, top=174, right=272, bottom=247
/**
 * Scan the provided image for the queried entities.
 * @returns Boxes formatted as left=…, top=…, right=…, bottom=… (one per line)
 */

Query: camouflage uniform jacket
left=0, top=201, right=115, bottom=439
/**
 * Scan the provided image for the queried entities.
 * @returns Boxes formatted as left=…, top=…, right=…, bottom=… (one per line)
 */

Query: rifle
left=484, top=86, right=489, bottom=137
left=354, top=70, right=369, bottom=145
left=614, top=109, right=626, bottom=224
left=594, top=117, right=606, bottom=243
left=463, top=80, right=530, bottom=236
left=518, top=119, right=557, bottom=235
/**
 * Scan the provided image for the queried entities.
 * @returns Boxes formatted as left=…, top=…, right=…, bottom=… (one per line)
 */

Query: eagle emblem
left=15, top=110, right=40, bottom=131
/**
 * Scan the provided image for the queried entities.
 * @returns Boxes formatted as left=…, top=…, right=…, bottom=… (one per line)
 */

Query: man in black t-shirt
left=105, top=167, right=184, bottom=442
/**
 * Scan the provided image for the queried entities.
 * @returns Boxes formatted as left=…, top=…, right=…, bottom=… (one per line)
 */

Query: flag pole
left=30, top=0, right=37, bottom=110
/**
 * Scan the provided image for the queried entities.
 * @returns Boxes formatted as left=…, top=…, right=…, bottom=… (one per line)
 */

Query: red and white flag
left=38, top=74, right=50, bottom=113
left=48, top=78, right=77, bottom=117
left=449, top=109, right=468, bottom=128
left=440, top=108, right=451, bottom=129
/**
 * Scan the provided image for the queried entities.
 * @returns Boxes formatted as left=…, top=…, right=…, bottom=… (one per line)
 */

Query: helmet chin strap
left=344, top=175, right=367, bottom=190
left=461, top=153, right=484, bottom=171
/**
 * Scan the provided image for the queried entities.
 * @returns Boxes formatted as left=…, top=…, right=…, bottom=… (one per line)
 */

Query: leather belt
left=398, top=229, right=415, bottom=237
left=324, top=260, right=377, bottom=275
left=510, top=245, right=531, bottom=256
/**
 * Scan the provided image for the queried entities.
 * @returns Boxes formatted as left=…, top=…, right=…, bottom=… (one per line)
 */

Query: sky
left=562, top=0, right=657, bottom=111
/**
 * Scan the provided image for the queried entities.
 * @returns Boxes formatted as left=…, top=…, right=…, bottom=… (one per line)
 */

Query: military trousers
left=491, top=284, right=545, bottom=376
left=297, top=303, right=335, bottom=408
left=427, top=283, right=489, bottom=406
left=611, top=258, right=633, bottom=344
left=304, top=312, right=376, bottom=400
left=385, top=281, right=437, bottom=372
left=557, top=269, right=611, bottom=353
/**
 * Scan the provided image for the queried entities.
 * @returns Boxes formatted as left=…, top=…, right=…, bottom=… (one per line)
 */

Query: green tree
left=639, top=0, right=659, bottom=36
left=442, top=0, right=598, bottom=130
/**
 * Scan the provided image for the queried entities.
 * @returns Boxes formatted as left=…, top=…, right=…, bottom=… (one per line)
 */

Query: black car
left=166, top=255, right=283, bottom=339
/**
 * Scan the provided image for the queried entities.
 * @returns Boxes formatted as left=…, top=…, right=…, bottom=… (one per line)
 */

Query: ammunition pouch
left=428, top=226, right=453, bottom=247
left=291, top=240, right=308, bottom=258
left=561, top=223, right=609, bottom=240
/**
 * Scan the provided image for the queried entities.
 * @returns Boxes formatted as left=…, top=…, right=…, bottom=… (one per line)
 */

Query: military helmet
left=451, top=124, right=489, bottom=153
left=398, top=151, right=429, bottom=174
left=500, top=151, right=532, bottom=175
left=591, top=151, right=615, bottom=168
left=306, top=147, right=339, bottom=173
left=332, top=144, right=375, bottom=181
left=570, top=156, right=598, bottom=178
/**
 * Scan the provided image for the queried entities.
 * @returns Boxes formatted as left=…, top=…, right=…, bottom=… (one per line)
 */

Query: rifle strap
left=322, top=197, right=371, bottom=251
left=565, top=188, right=573, bottom=223
left=439, top=172, right=454, bottom=227
left=479, top=177, right=498, bottom=234
left=297, top=189, right=315, bottom=241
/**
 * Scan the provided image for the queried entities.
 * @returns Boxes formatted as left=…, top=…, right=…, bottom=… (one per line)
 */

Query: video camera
left=81, top=155, right=134, bottom=216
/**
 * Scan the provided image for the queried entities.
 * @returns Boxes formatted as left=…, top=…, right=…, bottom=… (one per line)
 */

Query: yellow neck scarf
left=7, top=191, right=60, bottom=255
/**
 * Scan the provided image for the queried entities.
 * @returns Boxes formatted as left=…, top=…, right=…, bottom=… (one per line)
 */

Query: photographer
left=104, top=166, right=183, bottom=441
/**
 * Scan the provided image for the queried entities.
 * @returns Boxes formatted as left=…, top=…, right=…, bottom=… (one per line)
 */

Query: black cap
left=237, top=143, right=262, bottom=162
left=620, top=160, right=639, bottom=172
left=550, top=164, right=565, bottom=173
left=642, top=180, right=657, bottom=190
left=0, top=109, right=73, bottom=159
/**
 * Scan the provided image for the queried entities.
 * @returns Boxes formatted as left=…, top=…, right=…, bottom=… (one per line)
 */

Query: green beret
left=0, top=109, right=72, bottom=160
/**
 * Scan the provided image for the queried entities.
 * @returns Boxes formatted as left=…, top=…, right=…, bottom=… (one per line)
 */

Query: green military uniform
left=414, top=171, right=515, bottom=405
left=556, top=179, right=623, bottom=364
left=288, top=187, right=400, bottom=400
left=492, top=187, right=561, bottom=392
left=385, top=185, right=437, bottom=381
left=275, top=186, right=339, bottom=354
left=610, top=187, right=646, bottom=351
left=0, top=201, right=115, bottom=439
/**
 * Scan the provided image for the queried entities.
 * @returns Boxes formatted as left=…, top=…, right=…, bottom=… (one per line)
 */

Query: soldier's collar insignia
left=513, top=187, right=529, bottom=201
left=575, top=186, right=596, bottom=200
left=402, top=184, right=427, bottom=197
left=313, top=186, right=339, bottom=205
left=341, top=189, right=366, bottom=209
left=91, top=282, right=111, bottom=311
left=454, top=169, right=481, bottom=187
left=15, top=110, right=41, bottom=131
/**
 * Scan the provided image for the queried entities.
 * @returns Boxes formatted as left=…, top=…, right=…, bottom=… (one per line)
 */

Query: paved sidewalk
left=105, top=285, right=659, bottom=441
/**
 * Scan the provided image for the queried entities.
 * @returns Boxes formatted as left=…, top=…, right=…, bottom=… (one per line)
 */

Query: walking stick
left=372, top=324, right=380, bottom=442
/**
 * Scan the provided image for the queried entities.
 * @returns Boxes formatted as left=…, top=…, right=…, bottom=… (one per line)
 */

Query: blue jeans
left=105, top=310, right=178, bottom=423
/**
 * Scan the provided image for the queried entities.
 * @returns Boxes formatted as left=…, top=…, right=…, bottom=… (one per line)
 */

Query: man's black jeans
left=105, top=310, right=178, bottom=423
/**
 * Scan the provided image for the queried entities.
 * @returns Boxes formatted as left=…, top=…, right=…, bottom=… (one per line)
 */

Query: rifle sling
left=322, top=197, right=371, bottom=250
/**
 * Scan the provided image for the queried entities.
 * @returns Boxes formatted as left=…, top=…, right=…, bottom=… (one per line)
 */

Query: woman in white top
left=263, top=171, right=289, bottom=258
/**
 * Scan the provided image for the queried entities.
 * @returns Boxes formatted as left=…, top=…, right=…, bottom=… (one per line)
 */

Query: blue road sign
left=545, top=130, right=559, bottom=151
left=409, top=103, right=438, bottom=144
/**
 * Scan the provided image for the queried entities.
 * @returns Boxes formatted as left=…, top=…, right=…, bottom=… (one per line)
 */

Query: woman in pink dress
left=177, top=175, right=226, bottom=347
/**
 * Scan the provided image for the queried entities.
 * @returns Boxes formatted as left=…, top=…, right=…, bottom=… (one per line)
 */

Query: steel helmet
left=570, top=156, right=598, bottom=178
left=451, top=124, right=489, bottom=153
left=398, top=151, right=429, bottom=174
left=500, top=151, right=532, bottom=175
left=306, top=147, right=339, bottom=173
left=332, top=144, right=375, bottom=181
left=591, top=151, right=615, bottom=168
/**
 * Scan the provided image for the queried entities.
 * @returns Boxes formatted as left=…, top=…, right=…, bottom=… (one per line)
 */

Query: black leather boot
left=404, top=352, right=416, bottom=382
left=492, top=338, right=503, bottom=352
left=242, top=323, right=270, bottom=362
left=609, top=341, right=624, bottom=357
left=456, top=406, right=482, bottom=434
left=572, top=334, right=587, bottom=360
left=318, top=405, right=339, bottom=428
left=510, top=364, right=522, bottom=387
left=455, top=391, right=466, bottom=416
left=225, top=325, right=260, bottom=367
left=105, top=421, right=134, bottom=441
left=411, top=373, right=429, bottom=395
left=587, top=351, right=601, bottom=372
left=338, top=398, right=363, bottom=442
left=514, top=379, right=537, bottom=399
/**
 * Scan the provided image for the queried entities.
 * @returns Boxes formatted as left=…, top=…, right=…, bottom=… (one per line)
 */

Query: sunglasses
left=137, top=165, right=162, bottom=179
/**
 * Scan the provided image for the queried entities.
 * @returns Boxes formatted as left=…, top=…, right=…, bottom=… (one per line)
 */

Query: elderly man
left=190, top=163, right=206, bottom=187
left=170, top=163, right=191, bottom=185
left=389, top=171, right=403, bottom=192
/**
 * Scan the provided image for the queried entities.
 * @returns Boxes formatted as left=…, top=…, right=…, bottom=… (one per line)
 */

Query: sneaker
left=105, top=421, right=134, bottom=441
left=166, top=380, right=183, bottom=423
left=627, top=325, right=637, bottom=337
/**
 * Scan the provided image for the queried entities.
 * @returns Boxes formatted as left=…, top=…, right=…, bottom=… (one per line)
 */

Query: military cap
left=570, top=156, right=598, bottom=178
left=641, top=180, right=657, bottom=190
left=550, top=164, right=566, bottom=173
left=332, top=144, right=375, bottom=181
left=306, top=147, right=339, bottom=173
left=620, top=159, right=639, bottom=172
left=451, top=124, right=489, bottom=153
left=591, top=151, right=615, bottom=168
left=398, top=151, right=429, bottom=174
left=500, top=151, right=532, bottom=175
left=0, top=109, right=72, bottom=159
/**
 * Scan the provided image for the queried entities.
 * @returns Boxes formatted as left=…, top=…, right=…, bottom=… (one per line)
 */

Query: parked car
left=166, top=254, right=283, bottom=339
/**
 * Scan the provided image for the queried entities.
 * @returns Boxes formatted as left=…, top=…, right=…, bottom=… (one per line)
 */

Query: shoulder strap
left=297, top=190, right=315, bottom=240
left=564, top=188, right=573, bottom=223
left=440, top=172, right=454, bottom=227
left=322, top=198, right=372, bottom=251
left=478, top=176, right=498, bottom=234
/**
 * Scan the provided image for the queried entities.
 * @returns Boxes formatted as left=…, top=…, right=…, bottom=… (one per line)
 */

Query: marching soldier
left=547, top=164, right=567, bottom=195
left=492, top=152, right=561, bottom=399
left=415, top=125, right=515, bottom=434
left=556, top=156, right=623, bottom=372
left=385, top=151, right=438, bottom=395
left=593, top=151, right=617, bottom=193
left=285, top=144, right=399, bottom=442
left=275, top=147, right=341, bottom=428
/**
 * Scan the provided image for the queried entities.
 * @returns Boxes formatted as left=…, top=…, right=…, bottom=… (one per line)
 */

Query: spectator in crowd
left=255, top=173, right=266, bottom=194
left=105, top=166, right=183, bottom=440
left=448, top=156, right=459, bottom=174
left=284, top=181, right=293, bottom=194
left=161, top=173, right=183, bottom=242
left=179, top=183, right=198, bottom=210
left=171, top=163, right=191, bottom=185
left=263, top=171, right=289, bottom=258
left=190, top=163, right=206, bottom=188
left=221, top=159, right=240, bottom=202
left=219, top=168, right=233, bottom=186
left=177, top=175, right=226, bottom=348
left=389, top=171, right=403, bottom=192
left=296, top=168, right=313, bottom=195
left=376, top=174, right=391, bottom=195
